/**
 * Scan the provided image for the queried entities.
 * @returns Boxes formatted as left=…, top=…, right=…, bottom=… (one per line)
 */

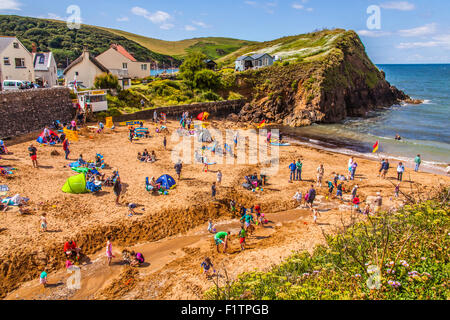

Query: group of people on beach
left=3, top=107, right=433, bottom=294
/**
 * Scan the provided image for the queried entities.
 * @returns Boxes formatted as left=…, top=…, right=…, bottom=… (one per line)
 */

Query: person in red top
left=62, top=138, right=70, bottom=160
left=64, top=240, right=81, bottom=260
left=352, top=195, right=361, bottom=213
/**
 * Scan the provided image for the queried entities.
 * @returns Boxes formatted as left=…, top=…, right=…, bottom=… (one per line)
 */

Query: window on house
left=39, top=55, right=45, bottom=64
left=13, top=42, right=19, bottom=49
left=3, top=57, right=10, bottom=65
left=122, top=63, right=128, bottom=69
left=15, top=58, right=25, bottom=68
left=141, top=64, right=147, bottom=71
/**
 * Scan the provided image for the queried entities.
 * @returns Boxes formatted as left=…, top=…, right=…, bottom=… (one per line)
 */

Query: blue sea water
left=285, top=64, right=450, bottom=171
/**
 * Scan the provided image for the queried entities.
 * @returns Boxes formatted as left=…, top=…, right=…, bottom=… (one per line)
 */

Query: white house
left=33, top=51, right=58, bottom=87
left=63, top=47, right=110, bottom=89
left=0, top=36, right=34, bottom=88
left=235, top=53, right=274, bottom=72
left=96, top=44, right=150, bottom=81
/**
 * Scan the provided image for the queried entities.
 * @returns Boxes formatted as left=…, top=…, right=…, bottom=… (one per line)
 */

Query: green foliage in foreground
left=206, top=192, right=450, bottom=300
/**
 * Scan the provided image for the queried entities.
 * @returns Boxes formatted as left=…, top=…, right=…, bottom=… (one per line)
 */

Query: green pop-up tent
left=62, top=173, right=88, bottom=194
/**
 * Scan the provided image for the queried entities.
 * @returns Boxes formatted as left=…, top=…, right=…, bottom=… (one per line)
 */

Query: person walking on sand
left=28, top=144, right=38, bottom=168
left=395, top=183, right=400, bottom=198
left=289, top=160, right=296, bottom=183
left=316, top=164, right=324, bottom=187
left=350, top=161, right=358, bottom=181
left=296, top=159, right=303, bottom=181
left=62, top=137, right=70, bottom=160
left=397, top=162, right=405, bottom=182
left=106, top=235, right=115, bottom=266
left=378, top=159, right=386, bottom=177
left=211, top=182, right=217, bottom=200
left=351, top=185, right=359, bottom=201
left=40, top=213, right=48, bottom=232
left=163, top=136, right=167, bottom=150
left=113, top=177, right=122, bottom=205
left=414, top=154, right=422, bottom=172
left=307, top=185, right=316, bottom=210
left=174, top=160, right=182, bottom=180
left=381, top=159, right=390, bottom=179
left=336, top=182, right=344, bottom=200
left=348, top=157, right=354, bottom=180
left=153, top=110, right=158, bottom=123
left=217, top=170, right=222, bottom=186
left=239, top=225, right=247, bottom=251
left=312, top=209, right=320, bottom=224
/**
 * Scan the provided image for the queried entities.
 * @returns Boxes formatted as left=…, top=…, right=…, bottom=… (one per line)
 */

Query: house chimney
left=32, top=43, right=37, bottom=53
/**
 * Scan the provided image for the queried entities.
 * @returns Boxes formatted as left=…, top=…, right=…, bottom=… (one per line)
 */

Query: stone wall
left=0, top=87, right=75, bottom=138
left=113, top=99, right=246, bottom=123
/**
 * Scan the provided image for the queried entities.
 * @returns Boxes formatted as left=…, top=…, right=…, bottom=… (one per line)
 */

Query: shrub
left=200, top=91, right=222, bottom=102
left=193, top=69, right=221, bottom=90
left=228, top=92, right=244, bottom=100
left=94, top=73, right=121, bottom=91
left=179, top=51, right=208, bottom=82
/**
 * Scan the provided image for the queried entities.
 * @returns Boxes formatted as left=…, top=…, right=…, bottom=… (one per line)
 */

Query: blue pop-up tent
left=156, top=174, right=176, bottom=190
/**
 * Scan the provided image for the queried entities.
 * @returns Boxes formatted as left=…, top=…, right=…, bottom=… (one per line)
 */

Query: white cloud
left=245, top=1, right=278, bottom=14
left=357, top=30, right=392, bottom=37
left=131, top=7, right=173, bottom=29
left=185, top=25, right=196, bottom=31
left=380, top=1, right=415, bottom=11
left=396, top=34, right=450, bottom=49
left=117, top=16, right=129, bottom=22
left=193, top=21, right=208, bottom=28
left=160, top=23, right=174, bottom=30
left=0, top=0, right=21, bottom=10
left=292, top=3, right=304, bottom=10
left=398, top=23, right=437, bottom=37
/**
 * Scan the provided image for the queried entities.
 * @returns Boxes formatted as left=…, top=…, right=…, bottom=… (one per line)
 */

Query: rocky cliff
left=226, top=30, right=412, bottom=127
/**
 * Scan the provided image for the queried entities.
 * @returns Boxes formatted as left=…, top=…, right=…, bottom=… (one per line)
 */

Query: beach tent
left=37, top=129, right=59, bottom=144
left=156, top=174, right=176, bottom=190
left=62, top=174, right=88, bottom=194
left=197, top=112, right=210, bottom=121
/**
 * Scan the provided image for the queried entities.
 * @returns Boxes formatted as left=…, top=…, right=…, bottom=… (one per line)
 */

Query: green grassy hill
left=218, top=28, right=348, bottom=66
left=97, top=26, right=256, bottom=60
left=0, top=15, right=179, bottom=68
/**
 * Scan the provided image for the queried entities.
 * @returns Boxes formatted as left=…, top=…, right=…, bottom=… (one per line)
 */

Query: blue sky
left=1, top=0, right=449, bottom=63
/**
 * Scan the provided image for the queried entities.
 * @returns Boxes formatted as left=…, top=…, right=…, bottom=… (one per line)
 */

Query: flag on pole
left=373, top=141, right=379, bottom=153
left=257, top=120, right=267, bottom=129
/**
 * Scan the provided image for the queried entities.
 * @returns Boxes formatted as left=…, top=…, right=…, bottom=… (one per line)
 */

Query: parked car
left=2, top=80, right=25, bottom=91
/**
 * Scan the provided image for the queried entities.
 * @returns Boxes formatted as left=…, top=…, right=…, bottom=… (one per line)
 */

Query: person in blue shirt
left=381, top=159, right=390, bottom=179
left=289, top=161, right=296, bottom=182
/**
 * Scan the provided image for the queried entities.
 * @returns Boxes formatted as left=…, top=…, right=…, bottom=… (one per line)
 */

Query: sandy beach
left=1, top=119, right=449, bottom=299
